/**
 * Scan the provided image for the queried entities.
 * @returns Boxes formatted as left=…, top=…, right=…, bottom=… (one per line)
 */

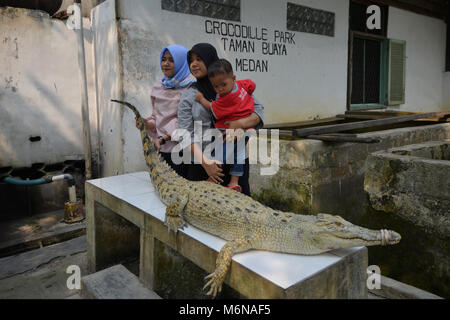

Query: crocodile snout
left=380, top=229, right=401, bottom=245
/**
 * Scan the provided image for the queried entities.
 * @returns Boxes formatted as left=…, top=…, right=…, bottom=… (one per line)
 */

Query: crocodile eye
left=334, top=222, right=343, bottom=226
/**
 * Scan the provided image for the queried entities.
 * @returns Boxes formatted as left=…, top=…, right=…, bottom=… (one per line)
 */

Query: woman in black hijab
left=188, top=43, right=219, bottom=101
left=177, top=43, right=264, bottom=196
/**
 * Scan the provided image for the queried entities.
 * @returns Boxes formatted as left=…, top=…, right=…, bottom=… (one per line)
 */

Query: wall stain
left=2, top=37, right=19, bottom=59
left=14, top=37, right=18, bottom=59
left=4, top=76, right=18, bottom=92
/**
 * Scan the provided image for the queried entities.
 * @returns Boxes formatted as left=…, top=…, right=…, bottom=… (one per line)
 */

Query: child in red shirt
left=195, top=59, right=255, bottom=192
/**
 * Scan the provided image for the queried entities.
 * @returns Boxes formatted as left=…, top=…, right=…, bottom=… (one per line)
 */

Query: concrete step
left=81, top=264, right=161, bottom=299
left=0, top=235, right=86, bottom=280
left=369, top=275, right=443, bottom=299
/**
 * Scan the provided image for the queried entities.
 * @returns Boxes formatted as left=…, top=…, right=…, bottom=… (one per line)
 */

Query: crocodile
left=112, top=100, right=401, bottom=297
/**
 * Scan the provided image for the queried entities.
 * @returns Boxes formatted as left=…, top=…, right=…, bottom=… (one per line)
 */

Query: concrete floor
left=0, top=236, right=87, bottom=299
left=0, top=209, right=87, bottom=299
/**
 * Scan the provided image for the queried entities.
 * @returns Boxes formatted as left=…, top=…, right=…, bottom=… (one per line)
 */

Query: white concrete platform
left=86, top=172, right=368, bottom=298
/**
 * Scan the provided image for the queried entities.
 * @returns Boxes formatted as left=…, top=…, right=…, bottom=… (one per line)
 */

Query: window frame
left=348, top=31, right=388, bottom=110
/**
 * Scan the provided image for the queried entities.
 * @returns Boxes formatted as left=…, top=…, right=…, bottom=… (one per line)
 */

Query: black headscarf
left=187, top=43, right=219, bottom=102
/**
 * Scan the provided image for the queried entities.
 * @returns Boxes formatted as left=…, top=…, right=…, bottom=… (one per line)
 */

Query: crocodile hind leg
left=203, top=236, right=254, bottom=297
left=164, top=193, right=188, bottom=234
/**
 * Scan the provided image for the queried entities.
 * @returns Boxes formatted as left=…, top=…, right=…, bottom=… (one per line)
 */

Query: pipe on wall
left=2, top=173, right=75, bottom=186
left=72, top=0, right=93, bottom=180
left=2, top=174, right=79, bottom=217
left=3, top=174, right=77, bottom=203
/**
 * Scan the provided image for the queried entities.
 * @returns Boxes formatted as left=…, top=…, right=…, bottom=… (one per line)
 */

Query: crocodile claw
left=164, top=216, right=186, bottom=234
left=203, top=272, right=223, bottom=297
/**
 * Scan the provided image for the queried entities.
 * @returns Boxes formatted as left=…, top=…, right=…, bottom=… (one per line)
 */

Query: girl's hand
left=136, top=117, right=155, bottom=131
left=144, top=118, right=155, bottom=131
left=153, top=138, right=161, bottom=152
left=202, top=159, right=224, bottom=184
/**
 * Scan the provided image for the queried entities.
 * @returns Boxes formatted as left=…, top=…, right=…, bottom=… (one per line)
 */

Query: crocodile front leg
left=164, top=193, right=188, bottom=234
left=203, top=236, right=254, bottom=297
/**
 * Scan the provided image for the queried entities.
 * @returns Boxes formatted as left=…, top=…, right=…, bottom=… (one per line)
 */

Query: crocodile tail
left=111, top=99, right=157, bottom=162
left=111, top=99, right=185, bottom=202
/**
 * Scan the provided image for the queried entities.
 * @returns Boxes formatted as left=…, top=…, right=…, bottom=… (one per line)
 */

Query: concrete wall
left=364, top=140, right=450, bottom=298
left=387, top=7, right=447, bottom=112
left=91, top=0, right=123, bottom=177
left=365, top=140, right=450, bottom=238
left=0, top=7, right=97, bottom=169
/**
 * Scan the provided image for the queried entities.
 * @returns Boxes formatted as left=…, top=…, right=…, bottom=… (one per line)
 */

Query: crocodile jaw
left=331, top=229, right=401, bottom=247
left=303, top=214, right=402, bottom=252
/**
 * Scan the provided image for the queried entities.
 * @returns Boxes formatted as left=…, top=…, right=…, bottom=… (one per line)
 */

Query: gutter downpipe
left=74, top=0, right=93, bottom=180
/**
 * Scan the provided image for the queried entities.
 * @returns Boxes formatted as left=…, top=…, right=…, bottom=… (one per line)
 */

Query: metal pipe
left=51, top=174, right=77, bottom=202
left=50, top=174, right=76, bottom=186
left=74, top=0, right=93, bottom=180
left=2, top=176, right=47, bottom=186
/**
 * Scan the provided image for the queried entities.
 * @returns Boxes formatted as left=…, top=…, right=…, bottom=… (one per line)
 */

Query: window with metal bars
left=286, top=2, right=335, bottom=37
left=161, top=0, right=241, bottom=22
left=350, top=36, right=384, bottom=105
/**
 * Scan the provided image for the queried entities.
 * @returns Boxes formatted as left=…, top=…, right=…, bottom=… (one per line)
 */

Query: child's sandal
left=227, top=184, right=242, bottom=193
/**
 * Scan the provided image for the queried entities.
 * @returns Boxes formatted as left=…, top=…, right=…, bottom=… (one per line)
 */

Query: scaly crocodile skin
left=112, top=100, right=401, bottom=297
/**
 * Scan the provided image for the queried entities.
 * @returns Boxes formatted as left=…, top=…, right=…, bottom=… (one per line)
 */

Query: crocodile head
left=304, top=213, right=401, bottom=253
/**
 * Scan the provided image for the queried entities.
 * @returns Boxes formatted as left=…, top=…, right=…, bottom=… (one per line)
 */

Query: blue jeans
left=212, top=130, right=248, bottom=177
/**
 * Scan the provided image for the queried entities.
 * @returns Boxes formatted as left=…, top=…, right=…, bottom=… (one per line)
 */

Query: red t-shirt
left=211, top=79, right=256, bottom=129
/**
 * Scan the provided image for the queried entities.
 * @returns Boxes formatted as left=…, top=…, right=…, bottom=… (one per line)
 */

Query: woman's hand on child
left=223, top=128, right=245, bottom=143
left=202, top=159, right=224, bottom=184
left=224, top=119, right=244, bottom=129
left=225, top=113, right=261, bottom=130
